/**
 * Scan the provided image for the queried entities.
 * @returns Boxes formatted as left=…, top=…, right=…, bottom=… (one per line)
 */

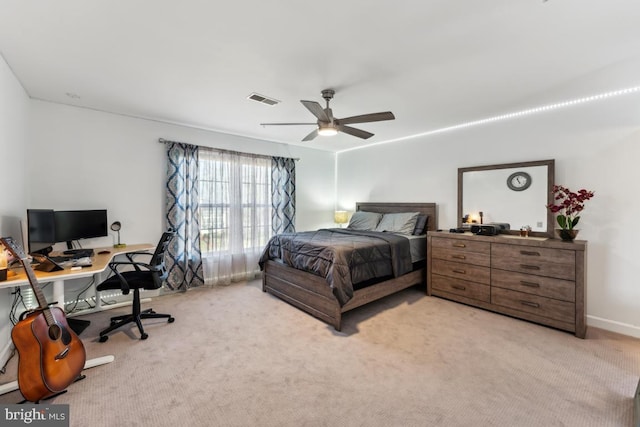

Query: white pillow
left=347, top=211, right=383, bottom=231
left=374, top=212, right=420, bottom=235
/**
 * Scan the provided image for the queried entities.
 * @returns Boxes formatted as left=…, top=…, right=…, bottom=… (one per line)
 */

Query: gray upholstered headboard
left=355, top=202, right=437, bottom=232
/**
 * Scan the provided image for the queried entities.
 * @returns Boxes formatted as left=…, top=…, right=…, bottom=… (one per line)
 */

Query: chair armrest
left=125, top=251, right=153, bottom=270
left=125, top=251, right=153, bottom=259
left=107, top=260, right=156, bottom=294
left=109, top=267, right=131, bottom=295
left=108, top=260, right=154, bottom=270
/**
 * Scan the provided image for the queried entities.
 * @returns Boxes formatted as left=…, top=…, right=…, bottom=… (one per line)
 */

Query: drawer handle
left=520, top=300, right=540, bottom=308
left=451, top=284, right=466, bottom=291
left=453, top=243, right=466, bottom=248
left=451, top=254, right=466, bottom=260
left=520, top=280, right=540, bottom=288
left=520, top=264, right=541, bottom=270
left=520, top=250, right=541, bottom=256
left=452, top=269, right=466, bottom=274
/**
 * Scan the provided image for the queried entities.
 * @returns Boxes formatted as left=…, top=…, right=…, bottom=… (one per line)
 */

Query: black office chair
left=96, top=231, right=176, bottom=342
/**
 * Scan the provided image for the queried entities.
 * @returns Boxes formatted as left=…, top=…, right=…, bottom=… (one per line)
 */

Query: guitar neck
left=1, top=237, right=54, bottom=312
left=22, top=263, right=51, bottom=310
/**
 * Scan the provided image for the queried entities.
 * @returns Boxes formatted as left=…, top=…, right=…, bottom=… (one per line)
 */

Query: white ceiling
left=2, top=0, right=640, bottom=152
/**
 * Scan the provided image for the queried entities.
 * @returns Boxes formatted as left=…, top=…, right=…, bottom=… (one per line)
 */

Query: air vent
left=247, top=92, right=280, bottom=106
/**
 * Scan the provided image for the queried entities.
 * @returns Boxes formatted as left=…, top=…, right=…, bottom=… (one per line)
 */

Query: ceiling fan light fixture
left=261, top=89, right=395, bottom=141
left=318, top=124, right=338, bottom=136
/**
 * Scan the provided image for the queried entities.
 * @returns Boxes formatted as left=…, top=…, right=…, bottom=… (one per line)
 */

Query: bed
left=259, top=202, right=437, bottom=330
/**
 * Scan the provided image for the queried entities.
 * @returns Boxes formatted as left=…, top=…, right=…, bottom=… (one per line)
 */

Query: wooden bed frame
left=262, top=202, right=438, bottom=330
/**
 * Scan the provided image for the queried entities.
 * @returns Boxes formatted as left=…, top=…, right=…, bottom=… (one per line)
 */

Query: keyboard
left=63, top=249, right=95, bottom=258
left=49, top=255, right=72, bottom=263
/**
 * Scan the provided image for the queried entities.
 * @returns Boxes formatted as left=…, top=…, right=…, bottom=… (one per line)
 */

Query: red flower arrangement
left=547, top=185, right=595, bottom=230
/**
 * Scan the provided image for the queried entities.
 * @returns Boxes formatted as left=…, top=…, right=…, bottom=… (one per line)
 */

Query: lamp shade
left=334, top=211, right=349, bottom=225
left=318, top=123, right=338, bottom=136
left=111, top=221, right=127, bottom=248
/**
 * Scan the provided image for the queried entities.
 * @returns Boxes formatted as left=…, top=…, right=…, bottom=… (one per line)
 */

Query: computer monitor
left=26, top=209, right=56, bottom=255
left=54, top=209, right=108, bottom=249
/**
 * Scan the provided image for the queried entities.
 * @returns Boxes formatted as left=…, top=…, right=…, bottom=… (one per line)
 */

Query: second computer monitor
left=54, top=209, right=108, bottom=249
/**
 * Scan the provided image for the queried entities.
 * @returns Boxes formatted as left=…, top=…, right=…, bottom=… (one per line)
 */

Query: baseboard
left=587, top=315, right=640, bottom=339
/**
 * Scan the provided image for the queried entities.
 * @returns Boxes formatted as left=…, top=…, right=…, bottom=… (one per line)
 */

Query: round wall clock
left=506, top=171, right=532, bottom=191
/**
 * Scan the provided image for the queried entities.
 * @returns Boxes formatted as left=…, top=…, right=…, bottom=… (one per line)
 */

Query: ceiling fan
left=260, top=89, right=395, bottom=141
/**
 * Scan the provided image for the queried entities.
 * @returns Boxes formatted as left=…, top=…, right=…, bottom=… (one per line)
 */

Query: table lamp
left=334, top=211, right=349, bottom=228
left=111, top=221, right=127, bottom=248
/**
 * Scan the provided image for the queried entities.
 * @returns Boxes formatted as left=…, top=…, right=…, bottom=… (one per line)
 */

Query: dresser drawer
left=492, top=269, right=575, bottom=302
left=431, top=247, right=490, bottom=267
left=432, top=258, right=490, bottom=285
left=491, top=243, right=576, bottom=280
left=432, top=275, right=490, bottom=303
left=431, top=237, right=490, bottom=254
left=491, top=287, right=575, bottom=324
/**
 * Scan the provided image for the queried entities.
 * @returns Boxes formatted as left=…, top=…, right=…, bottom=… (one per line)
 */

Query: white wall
left=0, top=55, right=30, bottom=368
left=337, top=91, right=640, bottom=337
left=28, top=100, right=336, bottom=247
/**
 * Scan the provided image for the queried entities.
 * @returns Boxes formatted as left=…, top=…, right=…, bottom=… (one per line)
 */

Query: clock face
left=506, top=171, right=532, bottom=191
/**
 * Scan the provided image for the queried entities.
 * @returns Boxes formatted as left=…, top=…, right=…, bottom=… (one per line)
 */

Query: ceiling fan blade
left=338, top=111, right=395, bottom=125
left=338, top=125, right=374, bottom=140
left=260, top=122, right=316, bottom=126
left=302, top=129, right=319, bottom=141
left=301, top=100, right=330, bottom=122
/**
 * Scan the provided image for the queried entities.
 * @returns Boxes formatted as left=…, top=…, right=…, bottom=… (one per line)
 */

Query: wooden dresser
left=426, top=231, right=587, bottom=338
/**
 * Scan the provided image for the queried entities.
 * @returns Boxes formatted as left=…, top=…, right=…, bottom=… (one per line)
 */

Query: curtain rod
left=158, top=138, right=299, bottom=161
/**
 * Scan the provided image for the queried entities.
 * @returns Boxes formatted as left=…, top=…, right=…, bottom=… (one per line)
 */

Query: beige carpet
left=1, top=279, right=639, bottom=427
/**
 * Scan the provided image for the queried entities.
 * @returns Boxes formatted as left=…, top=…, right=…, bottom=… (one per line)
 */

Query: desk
left=0, top=244, right=154, bottom=397
left=1, top=243, right=154, bottom=310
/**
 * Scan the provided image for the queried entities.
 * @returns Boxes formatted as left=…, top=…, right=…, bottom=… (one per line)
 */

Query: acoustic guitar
left=0, top=237, right=86, bottom=402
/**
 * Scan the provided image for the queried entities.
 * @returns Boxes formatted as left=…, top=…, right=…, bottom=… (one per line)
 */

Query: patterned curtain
left=271, top=157, right=296, bottom=234
left=165, top=142, right=205, bottom=290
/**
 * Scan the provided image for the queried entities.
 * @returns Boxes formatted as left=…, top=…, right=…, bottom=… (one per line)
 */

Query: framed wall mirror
left=458, top=159, right=555, bottom=237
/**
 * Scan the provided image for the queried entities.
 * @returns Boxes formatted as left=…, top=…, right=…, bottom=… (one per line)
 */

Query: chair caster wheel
left=140, top=333, right=148, bottom=340
left=168, top=317, right=175, bottom=323
left=99, top=335, right=109, bottom=343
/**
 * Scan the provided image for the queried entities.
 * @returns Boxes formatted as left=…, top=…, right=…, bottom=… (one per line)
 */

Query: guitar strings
left=9, top=282, right=51, bottom=324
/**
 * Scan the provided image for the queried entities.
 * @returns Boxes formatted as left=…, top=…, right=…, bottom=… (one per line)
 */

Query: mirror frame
left=457, top=159, right=555, bottom=238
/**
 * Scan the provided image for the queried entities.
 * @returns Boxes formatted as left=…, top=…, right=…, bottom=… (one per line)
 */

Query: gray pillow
left=347, top=211, right=383, bottom=231
left=374, top=212, right=420, bottom=235
left=413, top=214, right=429, bottom=235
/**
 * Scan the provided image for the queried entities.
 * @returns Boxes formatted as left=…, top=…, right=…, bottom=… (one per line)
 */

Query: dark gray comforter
left=258, top=228, right=412, bottom=306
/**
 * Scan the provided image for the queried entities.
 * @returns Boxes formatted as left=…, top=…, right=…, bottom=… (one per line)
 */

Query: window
left=197, top=149, right=272, bottom=256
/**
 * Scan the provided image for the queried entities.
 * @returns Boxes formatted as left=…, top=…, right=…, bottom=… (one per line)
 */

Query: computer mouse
left=98, top=250, right=111, bottom=255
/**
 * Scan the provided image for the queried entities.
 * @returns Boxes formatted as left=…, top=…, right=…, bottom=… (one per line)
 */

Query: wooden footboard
left=263, top=260, right=425, bottom=331
left=263, top=260, right=342, bottom=329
